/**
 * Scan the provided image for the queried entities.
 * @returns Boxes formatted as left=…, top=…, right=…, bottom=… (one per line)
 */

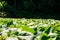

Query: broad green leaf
left=17, top=25, right=35, bottom=34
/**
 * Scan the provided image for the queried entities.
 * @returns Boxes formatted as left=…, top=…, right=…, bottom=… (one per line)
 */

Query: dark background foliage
left=0, top=0, right=60, bottom=19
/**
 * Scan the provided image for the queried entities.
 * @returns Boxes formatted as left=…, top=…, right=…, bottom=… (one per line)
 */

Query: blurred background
left=0, top=0, right=60, bottom=19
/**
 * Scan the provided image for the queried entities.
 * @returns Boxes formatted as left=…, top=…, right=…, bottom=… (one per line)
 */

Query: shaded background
left=0, top=0, right=60, bottom=19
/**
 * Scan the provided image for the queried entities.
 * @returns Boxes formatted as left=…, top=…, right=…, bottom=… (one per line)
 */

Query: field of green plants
left=0, top=18, right=60, bottom=40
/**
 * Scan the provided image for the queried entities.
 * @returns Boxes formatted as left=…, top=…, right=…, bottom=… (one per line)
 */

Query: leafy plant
left=0, top=18, right=60, bottom=40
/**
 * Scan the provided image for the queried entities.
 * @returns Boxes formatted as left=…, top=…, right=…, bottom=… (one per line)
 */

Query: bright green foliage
left=0, top=18, right=60, bottom=40
left=17, top=25, right=35, bottom=34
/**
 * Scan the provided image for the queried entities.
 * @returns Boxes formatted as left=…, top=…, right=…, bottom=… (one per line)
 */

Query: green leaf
left=17, top=25, right=35, bottom=34
left=56, top=26, right=60, bottom=31
left=40, top=33, right=49, bottom=40
left=43, top=26, right=51, bottom=34
left=7, top=20, right=13, bottom=27
left=10, top=24, right=16, bottom=28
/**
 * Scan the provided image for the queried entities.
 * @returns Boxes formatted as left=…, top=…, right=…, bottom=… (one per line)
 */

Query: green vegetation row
left=0, top=18, right=60, bottom=40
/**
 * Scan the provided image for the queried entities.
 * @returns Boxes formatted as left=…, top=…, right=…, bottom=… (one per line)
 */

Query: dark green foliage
left=41, top=36, right=49, bottom=40
left=45, top=27, right=51, bottom=34
left=7, top=20, right=13, bottom=27
left=56, top=36, right=60, bottom=40
left=0, top=25, right=2, bottom=28
left=40, top=27, right=45, bottom=32
left=0, top=0, right=60, bottom=19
